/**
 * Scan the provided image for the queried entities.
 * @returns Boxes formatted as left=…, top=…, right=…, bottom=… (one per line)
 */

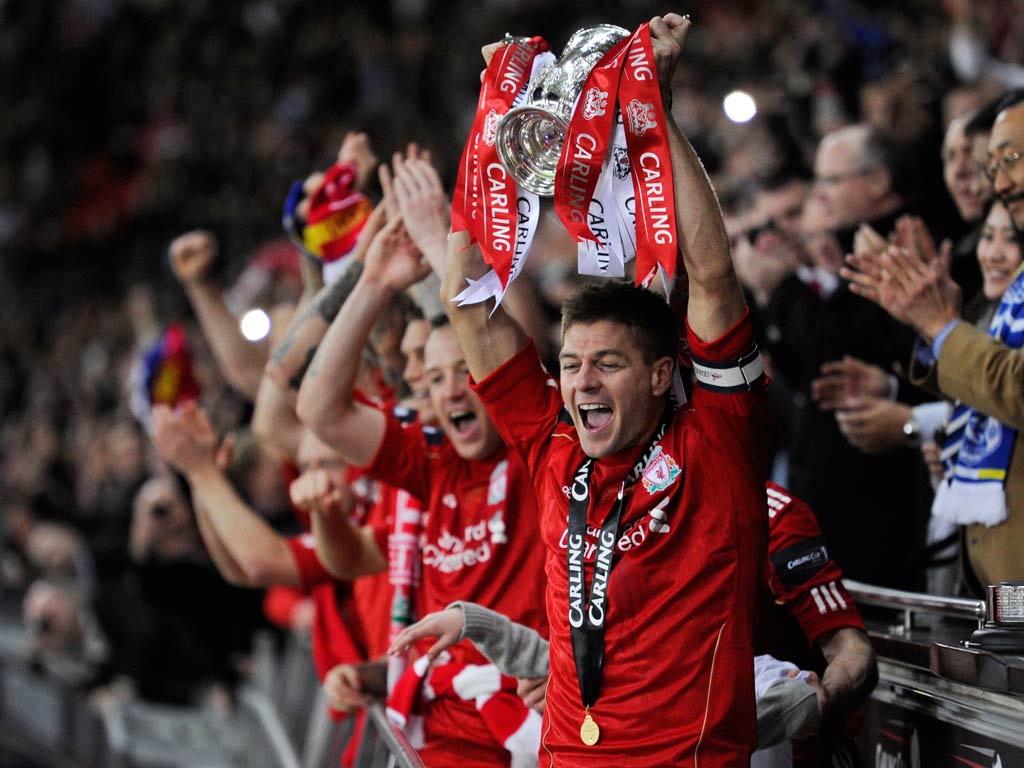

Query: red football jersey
left=362, top=413, right=548, bottom=767
left=350, top=486, right=394, bottom=659
left=473, top=311, right=777, bottom=767
left=760, top=482, right=865, bottom=766
left=762, top=481, right=864, bottom=652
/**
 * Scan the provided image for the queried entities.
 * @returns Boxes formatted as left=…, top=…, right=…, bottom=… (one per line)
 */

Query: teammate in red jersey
left=761, top=482, right=876, bottom=765
left=295, top=217, right=548, bottom=766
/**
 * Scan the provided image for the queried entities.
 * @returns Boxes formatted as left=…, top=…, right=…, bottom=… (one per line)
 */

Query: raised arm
left=442, top=232, right=530, bottom=382
left=288, top=470, right=386, bottom=581
left=254, top=255, right=371, bottom=461
left=151, top=404, right=301, bottom=588
left=192, top=497, right=251, bottom=586
left=652, top=15, right=746, bottom=342
left=168, top=231, right=269, bottom=400
left=264, top=226, right=378, bottom=394
left=296, top=218, right=430, bottom=466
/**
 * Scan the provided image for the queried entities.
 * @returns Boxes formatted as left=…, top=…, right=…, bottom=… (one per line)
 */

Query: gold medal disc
left=580, top=712, right=600, bottom=746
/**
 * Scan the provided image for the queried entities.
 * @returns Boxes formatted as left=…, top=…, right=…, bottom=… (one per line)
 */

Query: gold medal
left=580, top=710, right=600, bottom=746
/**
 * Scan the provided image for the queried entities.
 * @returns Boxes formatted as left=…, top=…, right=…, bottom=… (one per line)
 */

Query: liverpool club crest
left=641, top=447, right=681, bottom=494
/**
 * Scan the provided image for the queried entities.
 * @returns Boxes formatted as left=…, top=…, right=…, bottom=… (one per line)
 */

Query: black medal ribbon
left=566, top=411, right=673, bottom=712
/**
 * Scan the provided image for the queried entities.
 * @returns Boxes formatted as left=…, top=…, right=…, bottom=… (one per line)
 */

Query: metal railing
left=845, top=579, right=987, bottom=631
left=0, top=611, right=426, bottom=768
left=353, top=704, right=426, bottom=768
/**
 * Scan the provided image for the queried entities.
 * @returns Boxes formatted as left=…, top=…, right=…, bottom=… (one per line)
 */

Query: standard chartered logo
left=422, top=522, right=493, bottom=573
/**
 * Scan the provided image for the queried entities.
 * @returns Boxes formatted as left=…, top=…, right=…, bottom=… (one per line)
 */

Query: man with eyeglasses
left=813, top=125, right=909, bottom=251
left=986, top=93, right=1024, bottom=229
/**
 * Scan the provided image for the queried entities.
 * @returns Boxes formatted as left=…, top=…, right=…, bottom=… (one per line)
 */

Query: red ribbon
left=451, top=38, right=547, bottom=265
left=617, top=25, right=678, bottom=283
left=553, top=35, right=631, bottom=244
left=475, top=39, right=547, bottom=286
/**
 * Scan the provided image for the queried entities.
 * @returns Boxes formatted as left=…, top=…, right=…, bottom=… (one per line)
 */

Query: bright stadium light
left=240, top=308, right=271, bottom=341
left=723, top=90, right=757, bottom=123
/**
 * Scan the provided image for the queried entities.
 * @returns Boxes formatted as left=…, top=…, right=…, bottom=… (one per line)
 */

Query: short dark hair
left=754, top=166, right=812, bottom=197
left=963, top=92, right=1015, bottom=138
left=403, top=299, right=425, bottom=324
left=862, top=127, right=915, bottom=202
left=995, top=89, right=1024, bottom=119
left=561, top=280, right=677, bottom=364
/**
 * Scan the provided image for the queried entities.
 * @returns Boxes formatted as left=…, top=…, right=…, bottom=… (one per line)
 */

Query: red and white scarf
left=387, top=651, right=542, bottom=768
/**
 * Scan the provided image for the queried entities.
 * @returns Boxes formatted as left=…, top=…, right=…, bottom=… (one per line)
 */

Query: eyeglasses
left=814, top=166, right=877, bottom=186
left=984, top=151, right=1023, bottom=182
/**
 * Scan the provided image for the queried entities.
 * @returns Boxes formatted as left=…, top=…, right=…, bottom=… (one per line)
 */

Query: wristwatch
left=902, top=414, right=921, bottom=445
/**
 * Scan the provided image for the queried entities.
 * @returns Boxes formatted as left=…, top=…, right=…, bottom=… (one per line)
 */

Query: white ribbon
left=577, top=151, right=625, bottom=277
left=609, top=113, right=638, bottom=264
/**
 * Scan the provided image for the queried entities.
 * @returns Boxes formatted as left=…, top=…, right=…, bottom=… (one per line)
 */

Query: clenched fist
left=168, top=230, right=218, bottom=285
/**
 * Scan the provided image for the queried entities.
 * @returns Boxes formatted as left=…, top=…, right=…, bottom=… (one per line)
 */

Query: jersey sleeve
left=688, top=308, right=781, bottom=470
left=471, top=340, right=565, bottom=475
left=765, top=484, right=864, bottom=644
left=688, top=307, right=768, bottom=412
left=285, top=534, right=335, bottom=590
left=361, top=409, right=432, bottom=504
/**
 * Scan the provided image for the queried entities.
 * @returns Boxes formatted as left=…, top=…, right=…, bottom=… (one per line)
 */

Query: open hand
left=151, top=403, right=218, bottom=477
left=363, top=217, right=431, bottom=292
left=394, top=158, right=450, bottom=274
left=812, top=356, right=893, bottom=411
left=389, top=606, right=465, bottom=662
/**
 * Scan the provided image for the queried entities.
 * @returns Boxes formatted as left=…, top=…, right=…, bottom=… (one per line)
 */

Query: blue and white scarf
left=933, top=265, right=1024, bottom=527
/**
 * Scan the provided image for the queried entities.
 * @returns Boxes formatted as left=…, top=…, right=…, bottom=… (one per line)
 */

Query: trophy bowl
left=496, top=24, right=630, bottom=197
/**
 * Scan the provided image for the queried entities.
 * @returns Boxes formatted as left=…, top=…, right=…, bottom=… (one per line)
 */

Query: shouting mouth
left=449, top=409, right=479, bottom=437
left=578, top=403, right=613, bottom=432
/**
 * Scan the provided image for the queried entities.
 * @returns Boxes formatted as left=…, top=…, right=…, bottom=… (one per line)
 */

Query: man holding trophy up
left=445, top=13, right=778, bottom=765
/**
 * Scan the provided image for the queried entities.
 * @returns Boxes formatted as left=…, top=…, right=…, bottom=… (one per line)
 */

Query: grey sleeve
left=449, top=601, right=549, bottom=679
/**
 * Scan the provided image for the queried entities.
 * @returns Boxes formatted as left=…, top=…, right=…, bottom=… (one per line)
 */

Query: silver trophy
left=496, top=24, right=630, bottom=197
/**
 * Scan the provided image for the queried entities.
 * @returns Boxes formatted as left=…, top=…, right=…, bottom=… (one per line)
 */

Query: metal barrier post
left=844, top=579, right=987, bottom=629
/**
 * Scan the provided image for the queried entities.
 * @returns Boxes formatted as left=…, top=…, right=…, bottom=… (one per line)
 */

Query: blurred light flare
left=723, top=90, right=757, bottom=123
left=240, top=309, right=271, bottom=341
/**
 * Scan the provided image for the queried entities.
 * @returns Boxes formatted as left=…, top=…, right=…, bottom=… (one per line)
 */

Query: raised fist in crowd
left=288, top=468, right=351, bottom=518
left=168, top=230, right=218, bottom=285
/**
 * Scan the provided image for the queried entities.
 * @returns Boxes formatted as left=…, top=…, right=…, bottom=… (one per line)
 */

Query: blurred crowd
left=2, top=0, right=1024, bottom=762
